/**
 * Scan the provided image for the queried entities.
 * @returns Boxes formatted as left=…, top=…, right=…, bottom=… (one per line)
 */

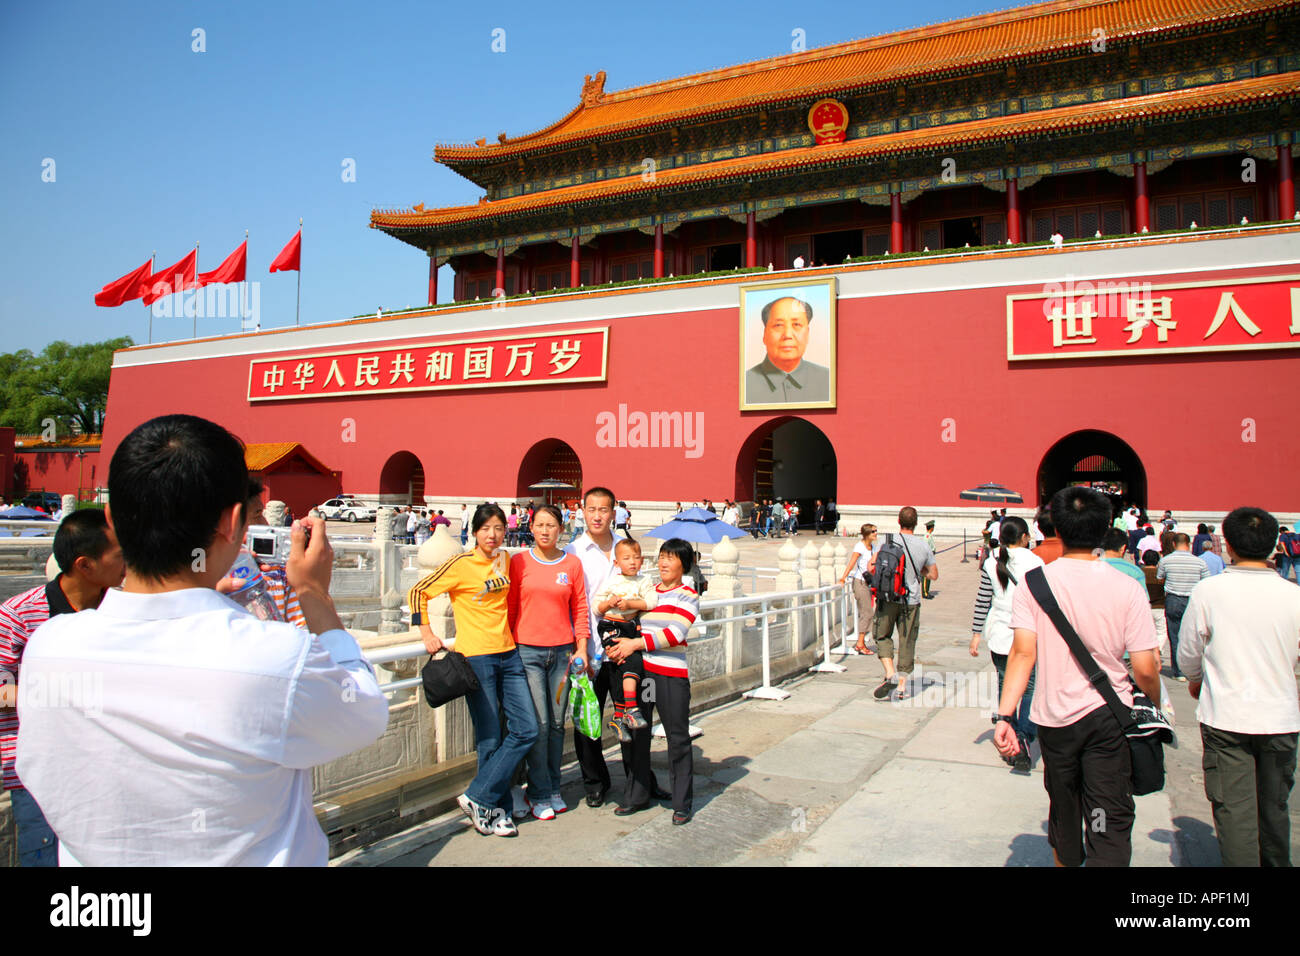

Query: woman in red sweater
left=507, top=505, right=590, bottom=820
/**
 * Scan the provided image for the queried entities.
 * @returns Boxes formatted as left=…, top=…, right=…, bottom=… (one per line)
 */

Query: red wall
left=0, top=428, right=13, bottom=499
left=100, top=260, right=1299, bottom=514
left=13, top=449, right=100, bottom=498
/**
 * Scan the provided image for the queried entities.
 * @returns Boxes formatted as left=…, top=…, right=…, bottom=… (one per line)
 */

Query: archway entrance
left=1037, top=430, right=1146, bottom=514
left=735, top=417, right=837, bottom=521
left=516, top=439, right=583, bottom=507
left=379, top=450, right=426, bottom=505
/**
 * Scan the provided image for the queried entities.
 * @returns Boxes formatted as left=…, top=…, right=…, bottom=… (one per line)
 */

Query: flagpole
left=296, top=217, right=302, bottom=326
left=192, top=241, right=200, bottom=339
left=244, top=229, right=250, bottom=334
left=147, top=251, right=155, bottom=344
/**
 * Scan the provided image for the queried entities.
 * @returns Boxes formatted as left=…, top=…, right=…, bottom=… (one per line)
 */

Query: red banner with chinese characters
left=1006, top=274, right=1300, bottom=361
left=247, top=327, right=608, bottom=402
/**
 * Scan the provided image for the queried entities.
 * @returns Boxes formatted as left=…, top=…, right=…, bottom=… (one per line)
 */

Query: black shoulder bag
left=421, top=650, right=481, bottom=709
left=1024, top=566, right=1170, bottom=796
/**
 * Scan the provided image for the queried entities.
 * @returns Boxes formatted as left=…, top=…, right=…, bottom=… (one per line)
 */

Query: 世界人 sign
left=247, top=327, right=609, bottom=401
left=1006, top=274, right=1300, bottom=361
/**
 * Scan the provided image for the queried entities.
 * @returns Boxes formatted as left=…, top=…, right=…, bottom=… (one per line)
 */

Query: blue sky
left=1, top=0, right=1006, bottom=351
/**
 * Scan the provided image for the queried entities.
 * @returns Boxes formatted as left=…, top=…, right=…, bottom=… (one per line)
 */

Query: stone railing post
left=774, top=538, right=801, bottom=648
left=413, top=525, right=473, bottom=762
left=373, top=506, right=400, bottom=609
left=60, top=494, right=76, bottom=519
left=801, top=541, right=820, bottom=644
left=708, top=536, right=741, bottom=674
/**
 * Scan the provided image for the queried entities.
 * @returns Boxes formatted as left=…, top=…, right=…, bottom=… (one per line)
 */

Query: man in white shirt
left=1178, top=506, right=1300, bottom=867
left=16, top=414, right=389, bottom=866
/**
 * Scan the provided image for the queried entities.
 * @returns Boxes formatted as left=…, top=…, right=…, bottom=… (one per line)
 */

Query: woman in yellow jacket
left=409, top=503, right=537, bottom=837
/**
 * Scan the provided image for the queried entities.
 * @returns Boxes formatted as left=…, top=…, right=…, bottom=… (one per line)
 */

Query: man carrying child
left=592, top=538, right=658, bottom=741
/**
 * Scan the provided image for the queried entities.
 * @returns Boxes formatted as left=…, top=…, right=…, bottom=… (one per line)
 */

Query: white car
left=318, top=497, right=377, bottom=522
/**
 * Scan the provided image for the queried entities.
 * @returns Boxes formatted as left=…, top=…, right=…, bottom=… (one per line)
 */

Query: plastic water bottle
left=226, top=550, right=284, bottom=622
left=570, top=656, right=585, bottom=676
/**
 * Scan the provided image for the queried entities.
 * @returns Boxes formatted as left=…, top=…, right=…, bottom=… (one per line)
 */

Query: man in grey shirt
left=744, top=296, right=831, bottom=405
left=1157, top=532, right=1209, bottom=681
left=871, top=506, right=938, bottom=700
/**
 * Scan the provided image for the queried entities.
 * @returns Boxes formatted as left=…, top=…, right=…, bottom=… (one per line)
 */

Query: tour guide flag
left=197, top=241, right=248, bottom=287
left=141, top=249, right=198, bottom=305
left=269, top=230, right=301, bottom=273
left=93, top=259, right=153, bottom=307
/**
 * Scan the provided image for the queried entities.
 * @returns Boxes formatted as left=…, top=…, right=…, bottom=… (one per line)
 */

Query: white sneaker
left=491, top=808, right=519, bottom=837
left=531, top=796, right=556, bottom=821
left=510, top=785, right=530, bottom=820
left=549, top=791, right=568, bottom=814
left=457, top=793, right=495, bottom=835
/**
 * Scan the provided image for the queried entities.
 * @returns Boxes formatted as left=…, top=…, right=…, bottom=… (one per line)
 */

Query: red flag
left=141, top=249, right=198, bottom=305
left=197, top=241, right=248, bottom=287
left=269, top=230, right=301, bottom=273
left=94, top=259, right=153, bottom=307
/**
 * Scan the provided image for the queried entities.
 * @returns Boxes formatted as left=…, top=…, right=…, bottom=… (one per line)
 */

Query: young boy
left=593, top=538, right=659, bottom=741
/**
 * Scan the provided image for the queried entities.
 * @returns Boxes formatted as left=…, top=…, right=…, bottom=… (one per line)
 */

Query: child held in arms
left=594, top=538, right=659, bottom=741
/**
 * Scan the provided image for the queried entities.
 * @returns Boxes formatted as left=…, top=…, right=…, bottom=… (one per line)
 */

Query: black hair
left=1049, top=486, right=1111, bottom=550
left=614, top=537, right=641, bottom=553
left=533, top=504, right=564, bottom=527
left=1102, top=528, right=1130, bottom=553
left=1222, top=506, right=1278, bottom=561
left=52, top=509, right=113, bottom=574
left=657, top=537, right=695, bottom=577
left=1173, top=532, right=1190, bottom=547
left=995, top=516, right=1029, bottom=589
left=1197, top=523, right=1209, bottom=535
left=108, top=414, right=249, bottom=579
left=1141, top=550, right=1160, bottom=566
left=583, top=486, right=616, bottom=508
left=1035, top=509, right=1055, bottom=538
left=470, top=503, right=508, bottom=535
left=760, top=296, right=814, bottom=326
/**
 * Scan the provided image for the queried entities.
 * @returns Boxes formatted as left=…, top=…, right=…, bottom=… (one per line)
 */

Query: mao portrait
left=739, top=278, right=836, bottom=410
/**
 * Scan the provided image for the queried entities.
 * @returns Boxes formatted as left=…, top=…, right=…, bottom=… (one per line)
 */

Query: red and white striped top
left=639, top=584, right=699, bottom=678
left=0, top=584, right=54, bottom=790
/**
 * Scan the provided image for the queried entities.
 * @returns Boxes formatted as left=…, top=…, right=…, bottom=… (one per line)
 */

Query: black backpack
left=871, top=533, right=911, bottom=604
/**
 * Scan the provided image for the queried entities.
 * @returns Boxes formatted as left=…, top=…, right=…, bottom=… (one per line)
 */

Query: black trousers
left=573, top=661, right=662, bottom=800
left=624, top=670, right=693, bottom=814
left=1201, top=723, right=1298, bottom=867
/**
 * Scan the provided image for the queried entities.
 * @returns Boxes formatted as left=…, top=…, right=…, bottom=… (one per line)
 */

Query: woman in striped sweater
left=605, top=537, right=699, bottom=825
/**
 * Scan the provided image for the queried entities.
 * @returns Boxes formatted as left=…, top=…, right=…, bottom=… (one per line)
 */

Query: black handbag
left=421, top=650, right=480, bottom=709
left=1024, top=567, right=1173, bottom=796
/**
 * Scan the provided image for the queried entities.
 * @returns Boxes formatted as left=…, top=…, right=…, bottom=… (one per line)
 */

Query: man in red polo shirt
left=0, top=510, right=124, bottom=866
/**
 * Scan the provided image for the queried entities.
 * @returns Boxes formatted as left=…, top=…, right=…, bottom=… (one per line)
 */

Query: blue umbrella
left=641, top=506, right=748, bottom=544
left=0, top=507, right=54, bottom=520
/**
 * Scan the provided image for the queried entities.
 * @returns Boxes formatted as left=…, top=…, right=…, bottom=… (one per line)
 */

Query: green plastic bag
left=569, top=673, right=602, bottom=741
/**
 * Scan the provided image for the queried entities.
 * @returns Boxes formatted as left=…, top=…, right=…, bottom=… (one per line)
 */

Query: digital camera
left=244, top=524, right=307, bottom=565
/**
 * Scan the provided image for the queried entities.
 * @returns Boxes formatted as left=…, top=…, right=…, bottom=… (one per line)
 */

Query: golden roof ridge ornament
left=582, top=70, right=607, bottom=107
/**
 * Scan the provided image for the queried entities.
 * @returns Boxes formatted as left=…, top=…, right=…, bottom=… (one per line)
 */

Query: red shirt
left=1032, top=538, right=1065, bottom=565
left=508, top=551, right=591, bottom=648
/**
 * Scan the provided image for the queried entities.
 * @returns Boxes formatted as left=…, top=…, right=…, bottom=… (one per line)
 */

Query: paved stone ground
left=334, top=531, right=1296, bottom=867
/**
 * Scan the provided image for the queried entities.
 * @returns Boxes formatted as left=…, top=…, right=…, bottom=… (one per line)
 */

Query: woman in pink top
left=507, top=505, right=590, bottom=819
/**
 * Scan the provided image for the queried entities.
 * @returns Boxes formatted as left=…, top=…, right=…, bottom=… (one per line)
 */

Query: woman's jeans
left=464, top=651, right=539, bottom=811
left=990, top=651, right=1037, bottom=742
left=516, top=643, right=572, bottom=798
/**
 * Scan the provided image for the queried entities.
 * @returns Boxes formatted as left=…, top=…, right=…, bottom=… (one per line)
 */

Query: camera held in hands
left=244, top=524, right=309, bottom=566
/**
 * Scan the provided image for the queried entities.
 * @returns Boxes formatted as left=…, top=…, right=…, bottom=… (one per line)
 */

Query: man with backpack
left=871, top=507, right=938, bottom=700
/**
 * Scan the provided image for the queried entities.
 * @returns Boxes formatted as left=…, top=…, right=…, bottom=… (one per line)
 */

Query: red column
left=889, top=193, right=903, bottom=254
left=1279, top=144, right=1295, bottom=221
left=654, top=223, right=664, bottom=277
left=1134, top=162, right=1150, bottom=233
left=1006, top=180, right=1021, bottom=244
left=745, top=212, right=757, bottom=267
left=495, top=247, right=505, bottom=292
left=427, top=251, right=437, bottom=305
left=570, top=235, right=580, bottom=287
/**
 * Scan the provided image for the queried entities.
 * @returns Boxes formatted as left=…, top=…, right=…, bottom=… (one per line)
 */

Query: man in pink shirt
left=994, top=486, right=1163, bottom=866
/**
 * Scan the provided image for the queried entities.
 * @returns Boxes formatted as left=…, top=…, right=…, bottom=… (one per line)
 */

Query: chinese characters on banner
left=1006, top=276, right=1300, bottom=361
left=248, top=328, right=608, bottom=402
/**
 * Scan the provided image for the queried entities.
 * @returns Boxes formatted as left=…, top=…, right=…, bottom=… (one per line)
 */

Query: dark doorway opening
left=942, top=216, right=982, bottom=249
left=709, top=243, right=742, bottom=271
left=735, top=417, right=837, bottom=529
left=1037, top=430, right=1147, bottom=515
left=813, top=229, right=863, bottom=265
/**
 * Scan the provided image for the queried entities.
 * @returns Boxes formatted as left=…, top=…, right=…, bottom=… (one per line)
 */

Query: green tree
left=0, top=337, right=133, bottom=436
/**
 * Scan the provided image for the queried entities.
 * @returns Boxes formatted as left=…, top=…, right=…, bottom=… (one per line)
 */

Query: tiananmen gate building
left=101, top=0, right=1300, bottom=527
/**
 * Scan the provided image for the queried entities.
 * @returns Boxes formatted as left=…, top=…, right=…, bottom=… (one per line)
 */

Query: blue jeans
left=1277, top=554, right=1294, bottom=582
left=517, top=643, right=573, bottom=798
left=10, top=786, right=57, bottom=867
left=991, top=651, right=1037, bottom=742
left=1165, top=593, right=1189, bottom=677
left=463, top=651, right=539, bottom=811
